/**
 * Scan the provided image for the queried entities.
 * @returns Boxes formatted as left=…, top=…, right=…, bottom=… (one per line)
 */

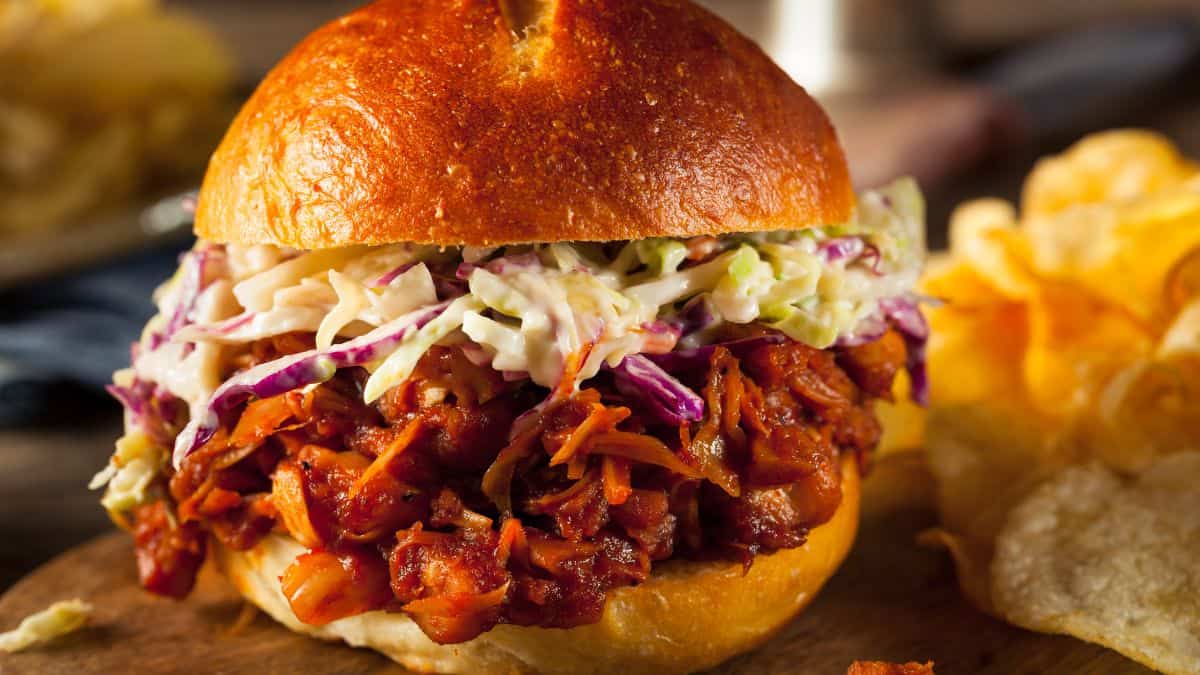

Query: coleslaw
left=95, top=177, right=925, bottom=491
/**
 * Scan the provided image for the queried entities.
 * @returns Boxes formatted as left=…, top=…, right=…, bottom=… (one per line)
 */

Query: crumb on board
left=847, top=661, right=936, bottom=675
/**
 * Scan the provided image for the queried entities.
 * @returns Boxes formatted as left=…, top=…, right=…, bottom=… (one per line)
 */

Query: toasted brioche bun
left=195, top=0, right=853, bottom=249
left=213, top=456, right=859, bottom=675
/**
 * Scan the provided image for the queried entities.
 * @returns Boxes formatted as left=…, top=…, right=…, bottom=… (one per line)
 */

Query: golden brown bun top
left=196, top=0, right=854, bottom=249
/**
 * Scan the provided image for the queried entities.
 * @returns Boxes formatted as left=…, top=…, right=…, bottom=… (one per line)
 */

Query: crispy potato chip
left=1165, top=245, right=1200, bottom=315
left=1022, top=283, right=1154, bottom=417
left=992, top=453, right=1200, bottom=675
left=1022, top=130, right=1197, bottom=218
left=923, top=406, right=1065, bottom=547
left=921, top=131, right=1200, bottom=673
left=1088, top=359, right=1200, bottom=474
left=1160, top=297, right=1200, bottom=358
left=947, top=199, right=1038, bottom=300
left=1023, top=185, right=1200, bottom=323
left=917, top=254, right=1032, bottom=408
left=1079, top=298, right=1200, bottom=473
left=920, top=404, right=1076, bottom=615
left=926, top=303, right=1029, bottom=408
left=920, top=254, right=1012, bottom=308
left=919, top=252, right=1033, bottom=408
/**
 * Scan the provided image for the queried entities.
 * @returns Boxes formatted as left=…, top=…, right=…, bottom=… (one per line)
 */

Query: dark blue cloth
left=0, top=240, right=192, bottom=425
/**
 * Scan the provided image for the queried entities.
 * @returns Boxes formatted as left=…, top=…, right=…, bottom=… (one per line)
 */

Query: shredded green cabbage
left=130, top=178, right=926, bottom=412
left=363, top=296, right=484, bottom=402
left=90, top=431, right=165, bottom=513
left=635, top=238, right=689, bottom=275
left=0, top=600, right=92, bottom=653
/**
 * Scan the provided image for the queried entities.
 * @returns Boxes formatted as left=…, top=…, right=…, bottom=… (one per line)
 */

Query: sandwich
left=93, top=1, right=928, bottom=672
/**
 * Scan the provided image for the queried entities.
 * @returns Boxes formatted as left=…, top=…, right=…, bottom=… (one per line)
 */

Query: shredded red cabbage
left=609, top=354, right=704, bottom=425
left=665, top=295, right=717, bottom=337
left=108, top=379, right=184, bottom=447
left=172, top=301, right=451, bottom=467
left=456, top=252, right=543, bottom=281
left=201, top=312, right=256, bottom=335
left=159, top=246, right=227, bottom=358
left=880, top=297, right=930, bottom=406
left=646, top=334, right=787, bottom=373
left=162, top=251, right=204, bottom=340
left=816, top=237, right=865, bottom=263
left=817, top=236, right=883, bottom=274
left=373, top=262, right=417, bottom=288
left=836, top=314, right=888, bottom=347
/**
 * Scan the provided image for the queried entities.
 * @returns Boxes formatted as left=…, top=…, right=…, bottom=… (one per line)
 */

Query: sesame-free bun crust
left=214, top=457, right=859, bottom=674
left=196, top=0, right=853, bottom=249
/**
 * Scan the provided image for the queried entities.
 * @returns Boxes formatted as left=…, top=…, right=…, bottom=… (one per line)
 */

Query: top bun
left=196, top=0, right=853, bottom=249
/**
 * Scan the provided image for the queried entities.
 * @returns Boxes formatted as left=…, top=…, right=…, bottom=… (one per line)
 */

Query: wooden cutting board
left=0, top=457, right=1150, bottom=675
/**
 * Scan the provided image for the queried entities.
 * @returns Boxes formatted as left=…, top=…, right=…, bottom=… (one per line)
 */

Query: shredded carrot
left=527, top=538, right=601, bottom=575
left=547, top=404, right=630, bottom=467
left=585, top=431, right=702, bottom=479
left=395, top=521, right=453, bottom=548
left=553, top=342, right=595, bottom=399
left=494, top=341, right=597, bottom=487
left=601, top=456, right=632, bottom=506
left=525, top=468, right=602, bottom=512
left=495, top=518, right=528, bottom=567
left=196, top=486, right=242, bottom=517
left=176, top=473, right=218, bottom=523
left=565, top=453, right=588, bottom=480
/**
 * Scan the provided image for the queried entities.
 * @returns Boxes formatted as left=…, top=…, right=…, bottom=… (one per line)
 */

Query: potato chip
left=925, top=301, right=1029, bottom=407
left=1022, top=283, right=1154, bottom=417
left=1073, top=299, right=1200, bottom=473
left=1022, top=129, right=1197, bottom=218
left=917, top=255, right=1033, bottom=408
left=1088, top=359, right=1200, bottom=474
left=992, top=453, right=1200, bottom=675
left=1023, top=185, right=1200, bottom=323
left=923, top=406, right=1065, bottom=548
left=1165, top=253, right=1200, bottom=321
left=919, top=131, right=1200, bottom=674
left=920, top=254, right=1011, bottom=308
left=947, top=199, right=1038, bottom=300
left=1161, top=298, right=1200, bottom=357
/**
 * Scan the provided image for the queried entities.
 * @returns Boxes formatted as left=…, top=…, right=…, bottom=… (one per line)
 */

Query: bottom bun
left=213, top=457, right=859, bottom=675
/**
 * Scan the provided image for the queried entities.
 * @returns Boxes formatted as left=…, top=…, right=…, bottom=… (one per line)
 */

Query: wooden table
left=0, top=419, right=119, bottom=591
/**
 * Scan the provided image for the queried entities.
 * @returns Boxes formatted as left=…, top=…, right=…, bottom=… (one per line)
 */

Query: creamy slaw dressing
left=144, top=178, right=921, bottom=414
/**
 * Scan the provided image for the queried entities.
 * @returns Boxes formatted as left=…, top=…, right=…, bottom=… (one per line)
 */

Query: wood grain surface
left=0, top=457, right=1150, bottom=675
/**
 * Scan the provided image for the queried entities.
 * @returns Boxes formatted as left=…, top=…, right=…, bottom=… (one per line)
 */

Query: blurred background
left=0, top=0, right=1199, bottom=590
